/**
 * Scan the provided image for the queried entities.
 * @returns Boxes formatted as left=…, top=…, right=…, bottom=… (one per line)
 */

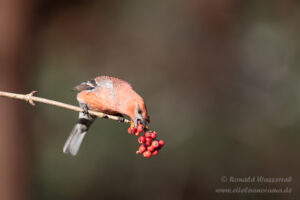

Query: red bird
left=63, top=76, right=150, bottom=156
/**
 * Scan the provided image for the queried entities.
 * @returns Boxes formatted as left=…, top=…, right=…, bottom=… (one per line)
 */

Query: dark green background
left=3, top=0, right=300, bottom=199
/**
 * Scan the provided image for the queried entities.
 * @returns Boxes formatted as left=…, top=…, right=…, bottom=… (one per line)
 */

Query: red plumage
left=63, top=76, right=150, bottom=156
left=76, top=76, right=149, bottom=123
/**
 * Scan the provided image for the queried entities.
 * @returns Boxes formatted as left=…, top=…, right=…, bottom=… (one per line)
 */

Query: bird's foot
left=79, top=103, right=89, bottom=115
left=117, top=116, right=125, bottom=123
left=111, top=113, right=125, bottom=123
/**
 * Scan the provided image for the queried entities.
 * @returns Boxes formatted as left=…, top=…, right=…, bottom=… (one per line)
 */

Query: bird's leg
left=118, top=116, right=125, bottom=123
left=79, top=103, right=89, bottom=115
left=111, top=113, right=125, bottom=123
left=117, top=115, right=125, bottom=123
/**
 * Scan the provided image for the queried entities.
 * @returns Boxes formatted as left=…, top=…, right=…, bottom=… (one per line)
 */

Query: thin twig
left=0, top=90, right=131, bottom=123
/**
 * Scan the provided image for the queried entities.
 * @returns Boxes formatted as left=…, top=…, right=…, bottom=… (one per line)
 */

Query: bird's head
left=132, top=98, right=150, bottom=128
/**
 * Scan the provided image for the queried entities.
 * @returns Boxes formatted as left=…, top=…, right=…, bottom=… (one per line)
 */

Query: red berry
left=158, top=140, right=165, bottom=147
left=145, top=138, right=152, bottom=146
left=143, top=151, right=152, bottom=158
left=152, top=150, right=159, bottom=156
left=132, top=127, right=137, bottom=134
left=128, top=127, right=132, bottom=134
left=138, top=136, right=146, bottom=144
left=137, top=124, right=144, bottom=132
left=152, top=140, right=159, bottom=148
left=128, top=127, right=137, bottom=134
left=135, top=131, right=140, bottom=136
left=145, top=132, right=152, bottom=138
left=139, top=145, right=146, bottom=153
left=147, top=145, right=155, bottom=152
left=151, top=131, right=157, bottom=139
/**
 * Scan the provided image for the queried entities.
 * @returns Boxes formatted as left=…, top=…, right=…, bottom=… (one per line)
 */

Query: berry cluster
left=128, top=124, right=164, bottom=158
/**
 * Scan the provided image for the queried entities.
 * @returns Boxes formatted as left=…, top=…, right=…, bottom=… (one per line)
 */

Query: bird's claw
left=117, top=116, right=125, bottom=123
left=80, top=103, right=89, bottom=115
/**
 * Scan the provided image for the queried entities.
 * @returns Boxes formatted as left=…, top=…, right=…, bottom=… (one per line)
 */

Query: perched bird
left=63, top=76, right=150, bottom=156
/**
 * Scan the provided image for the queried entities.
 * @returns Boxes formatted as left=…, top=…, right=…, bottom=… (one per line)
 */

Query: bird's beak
left=133, top=117, right=148, bottom=128
left=142, top=118, right=147, bottom=128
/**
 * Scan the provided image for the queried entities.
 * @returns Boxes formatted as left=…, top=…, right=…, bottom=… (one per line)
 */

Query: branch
left=0, top=90, right=131, bottom=123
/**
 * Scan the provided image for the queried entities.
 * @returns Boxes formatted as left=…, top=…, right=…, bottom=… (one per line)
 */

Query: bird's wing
left=74, top=75, right=133, bottom=92
left=73, top=78, right=98, bottom=92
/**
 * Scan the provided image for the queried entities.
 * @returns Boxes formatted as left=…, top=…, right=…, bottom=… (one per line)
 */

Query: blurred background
left=0, top=0, right=300, bottom=199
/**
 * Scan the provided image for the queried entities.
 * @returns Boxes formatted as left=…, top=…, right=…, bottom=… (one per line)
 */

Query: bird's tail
left=63, top=112, right=95, bottom=156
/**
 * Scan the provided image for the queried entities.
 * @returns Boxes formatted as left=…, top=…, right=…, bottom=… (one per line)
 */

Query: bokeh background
left=0, top=0, right=300, bottom=199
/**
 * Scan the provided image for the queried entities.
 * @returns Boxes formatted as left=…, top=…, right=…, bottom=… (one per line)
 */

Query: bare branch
left=0, top=90, right=131, bottom=123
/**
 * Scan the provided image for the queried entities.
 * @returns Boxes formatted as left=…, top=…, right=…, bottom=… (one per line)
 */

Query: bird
left=63, top=76, right=150, bottom=156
